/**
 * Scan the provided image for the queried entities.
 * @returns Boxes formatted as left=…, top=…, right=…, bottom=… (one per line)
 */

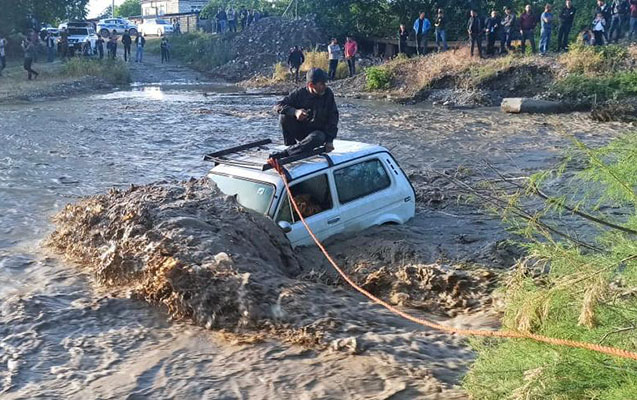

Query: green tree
left=115, top=0, right=141, bottom=17
left=0, top=0, right=89, bottom=35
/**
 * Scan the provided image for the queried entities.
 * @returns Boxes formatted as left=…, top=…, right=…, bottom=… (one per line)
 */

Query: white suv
left=65, top=26, right=98, bottom=53
left=97, top=18, right=138, bottom=37
left=206, top=140, right=415, bottom=247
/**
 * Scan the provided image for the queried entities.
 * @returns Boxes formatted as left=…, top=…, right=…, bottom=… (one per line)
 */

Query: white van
left=206, top=139, right=415, bottom=247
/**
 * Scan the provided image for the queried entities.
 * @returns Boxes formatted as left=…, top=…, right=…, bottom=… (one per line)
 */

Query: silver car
left=97, top=18, right=138, bottom=37
left=139, top=18, right=174, bottom=36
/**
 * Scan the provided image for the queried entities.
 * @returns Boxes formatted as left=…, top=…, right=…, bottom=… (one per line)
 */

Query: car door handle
left=327, top=217, right=340, bottom=225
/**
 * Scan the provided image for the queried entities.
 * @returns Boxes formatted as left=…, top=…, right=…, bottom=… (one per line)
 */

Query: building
left=141, top=0, right=208, bottom=16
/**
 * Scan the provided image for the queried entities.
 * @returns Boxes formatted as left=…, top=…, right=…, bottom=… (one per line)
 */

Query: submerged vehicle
left=205, top=139, right=415, bottom=247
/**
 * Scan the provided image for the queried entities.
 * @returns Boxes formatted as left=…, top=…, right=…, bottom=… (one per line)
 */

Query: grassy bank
left=145, top=32, right=232, bottom=71
left=463, top=135, right=637, bottom=398
left=62, top=57, right=131, bottom=84
left=272, top=50, right=349, bottom=82
left=0, top=57, right=128, bottom=102
left=348, top=44, right=637, bottom=106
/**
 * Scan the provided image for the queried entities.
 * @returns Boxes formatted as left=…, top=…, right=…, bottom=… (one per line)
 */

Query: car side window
left=334, top=158, right=391, bottom=204
left=276, top=174, right=333, bottom=223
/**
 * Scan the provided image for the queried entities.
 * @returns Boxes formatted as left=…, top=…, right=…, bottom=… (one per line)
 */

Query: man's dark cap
left=307, top=68, right=328, bottom=84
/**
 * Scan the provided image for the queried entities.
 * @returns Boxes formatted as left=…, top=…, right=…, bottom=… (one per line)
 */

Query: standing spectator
left=228, top=7, right=237, bottom=33
left=434, top=9, right=448, bottom=51
left=247, top=10, right=254, bottom=27
left=597, top=1, right=612, bottom=42
left=109, top=30, right=118, bottom=59
left=413, top=12, right=431, bottom=55
left=540, top=4, right=554, bottom=55
left=96, top=34, right=104, bottom=60
left=344, top=36, right=358, bottom=77
left=254, top=10, right=261, bottom=23
left=46, top=32, right=56, bottom=62
left=486, top=10, right=502, bottom=55
left=175, top=20, right=181, bottom=35
left=558, top=0, right=577, bottom=51
left=240, top=7, right=248, bottom=30
left=0, top=35, right=6, bottom=76
left=520, top=4, right=538, bottom=54
left=593, top=12, right=608, bottom=45
left=22, top=38, right=39, bottom=80
left=620, top=0, right=631, bottom=36
left=59, top=27, right=69, bottom=60
left=135, top=34, right=145, bottom=63
left=609, top=1, right=628, bottom=41
left=503, top=7, right=518, bottom=51
left=217, top=8, right=228, bottom=34
left=122, top=30, right=132, bottom=61
left=398, top=24, right=409, bottom=54
left=288, top=46, right=304, bottom=82
left=630, top=0, right=637, bottom=40
left=160, top=37, right=170, bottom=63
left=468, top=9, right=483, bottom=57
left=327, top=38, right=342, bottom=81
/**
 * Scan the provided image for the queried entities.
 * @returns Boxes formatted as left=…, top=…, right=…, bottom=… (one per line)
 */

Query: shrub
left=560, top=44, right=629, bottom=75
left=62, top=57, right=130, bottom=84
left=552, top=71, right=637, bottom=102
left=299, top=50, right=349, bottom=80
left=365, top=66, right=392, bottom=90
left=272, top=62, right=289, bottom=82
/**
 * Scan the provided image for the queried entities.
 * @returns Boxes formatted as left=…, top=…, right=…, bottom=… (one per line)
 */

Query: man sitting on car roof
left=270, top=68, right=339, bottom=159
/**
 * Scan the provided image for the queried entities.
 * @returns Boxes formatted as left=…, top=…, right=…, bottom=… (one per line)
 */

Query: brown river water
left=0, top=66, right=628, bottom=399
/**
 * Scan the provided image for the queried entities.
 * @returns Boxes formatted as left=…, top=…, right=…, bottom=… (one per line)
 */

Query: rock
left=501, top=97, right=569, bottom=114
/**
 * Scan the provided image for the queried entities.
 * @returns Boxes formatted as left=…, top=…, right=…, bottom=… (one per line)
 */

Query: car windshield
left=209, top=173, right=275, bottom=215
left=156, top=19, right=169, bottom=24
left=69, top=28, right=88, bottom=35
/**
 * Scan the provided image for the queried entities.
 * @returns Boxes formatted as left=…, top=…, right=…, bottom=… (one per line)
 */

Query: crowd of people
left=213, top=6, right=266, bottom=34
left=0, top=27, right=174, bottom=80
left=285, top=37, right=359, bottom=83
left=402, top=0, right=637, bottom=57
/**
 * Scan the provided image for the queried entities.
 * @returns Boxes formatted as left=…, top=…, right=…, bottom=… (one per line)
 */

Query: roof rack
left=203, top=139, right=331, bottom=172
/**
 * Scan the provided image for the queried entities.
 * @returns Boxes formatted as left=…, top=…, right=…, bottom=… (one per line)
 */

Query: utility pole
left=112, top=0, right=115, bottom=17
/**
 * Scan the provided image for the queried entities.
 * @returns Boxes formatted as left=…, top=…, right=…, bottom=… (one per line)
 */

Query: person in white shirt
left=327, top=38, right=342, bottom=81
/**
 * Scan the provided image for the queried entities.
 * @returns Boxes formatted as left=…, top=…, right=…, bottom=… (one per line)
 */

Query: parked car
left=59, top=21, right=94, bottom=30
left=139, top=18, right=174, bottom=36
left=97, top=18, right=138, bottom=37
left=206, top=140, right=416, bottom=247
left=66, top=26, right=98, bottom=53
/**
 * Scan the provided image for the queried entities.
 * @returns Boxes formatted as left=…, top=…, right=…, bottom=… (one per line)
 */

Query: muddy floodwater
left=0, top=71, right=626, bottom=399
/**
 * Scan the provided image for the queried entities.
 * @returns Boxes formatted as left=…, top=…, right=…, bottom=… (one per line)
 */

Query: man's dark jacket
left=559, top=6, right=577, bottom=25
left=288, top=49, right=305, bottom=66
left=468, top=15, right=482, bottom=35
left=274, top=87, right=339, bottom=141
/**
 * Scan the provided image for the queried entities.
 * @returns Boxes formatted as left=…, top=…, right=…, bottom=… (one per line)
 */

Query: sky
left=87, top=0, right=126, bottom=18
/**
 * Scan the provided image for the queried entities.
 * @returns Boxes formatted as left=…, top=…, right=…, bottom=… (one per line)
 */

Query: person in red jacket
left=344, top=36, right=358, bottom=77
left=519, top=4, right=538, bottom=53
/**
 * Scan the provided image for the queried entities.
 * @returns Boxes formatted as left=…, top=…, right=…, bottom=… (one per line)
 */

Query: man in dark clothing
left=398, top=24, right=409, bottom=54
left=271, top=68, right=339, bottom=159
left=520, top=4, right=538, bottom=53
left=486, top=10, right=503, bottom=55
left=630, top=0, right=637, bottom=40
left=610, top=1, right=629, bottom=41
left=503, top=7, right=517, bottom=51
left=558, top=0, right=577, bottom=51
left=96, top=35, right=104, bottom=59
left=240, top=7, right=248, bottom=30
left=597, top=1, right=613, bottom=42
left=434, top=9, right=448, bottom=51
left=122, top=30, right=132, bottom=62
left=468, top=9, right=483, bottom=57
left=288, top=46, right=305, bottom=82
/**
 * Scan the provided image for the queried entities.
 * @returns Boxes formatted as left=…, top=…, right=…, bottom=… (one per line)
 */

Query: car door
left=333, top=155, right=405, bottom=233
left=274, top=172, right=343, bottom=247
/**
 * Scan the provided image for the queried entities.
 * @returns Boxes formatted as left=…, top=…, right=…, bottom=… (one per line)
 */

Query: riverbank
left=0, top=57, right=129, bottom=104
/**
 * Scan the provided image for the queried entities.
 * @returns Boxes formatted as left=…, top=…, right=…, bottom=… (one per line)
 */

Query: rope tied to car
left=266, top=157, right=637, bottom=361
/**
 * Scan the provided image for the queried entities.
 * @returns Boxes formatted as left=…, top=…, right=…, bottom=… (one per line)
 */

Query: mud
left=0, top=50, right=629, bottom=398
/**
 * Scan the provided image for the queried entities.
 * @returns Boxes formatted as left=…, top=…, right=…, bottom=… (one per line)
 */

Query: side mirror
left=278, top=221, right=292, bottom=233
